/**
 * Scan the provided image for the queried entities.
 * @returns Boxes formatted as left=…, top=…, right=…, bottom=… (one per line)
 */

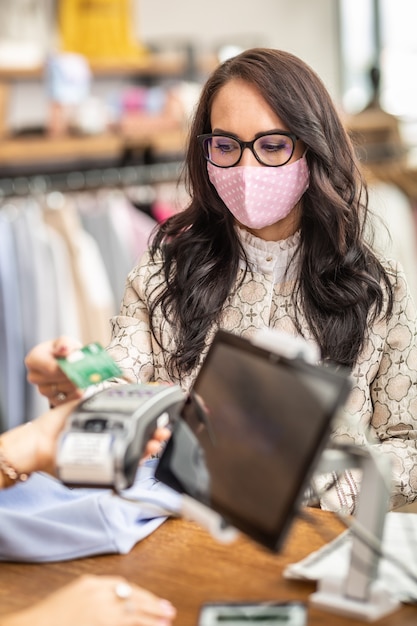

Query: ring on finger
left=114, top=582, right=132, bottom=601
left=114, top=583, right=135, bottom=614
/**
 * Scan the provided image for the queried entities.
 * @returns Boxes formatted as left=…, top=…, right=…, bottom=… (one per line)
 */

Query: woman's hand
left=3, top=574, right=176, bottom=626
left=25, top=337, right=84, bottom=406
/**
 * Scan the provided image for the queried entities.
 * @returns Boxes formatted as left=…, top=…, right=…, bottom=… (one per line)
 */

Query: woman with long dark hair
left=27, top=49, right=417, bottom=513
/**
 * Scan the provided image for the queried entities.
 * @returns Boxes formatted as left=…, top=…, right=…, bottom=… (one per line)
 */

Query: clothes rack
left=0, top=162, right=184, bottom=431
left=0, top=160, right=183, bottom=198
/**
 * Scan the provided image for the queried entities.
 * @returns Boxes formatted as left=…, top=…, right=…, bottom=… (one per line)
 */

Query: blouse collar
left=237, top=226, right=300, bottom=283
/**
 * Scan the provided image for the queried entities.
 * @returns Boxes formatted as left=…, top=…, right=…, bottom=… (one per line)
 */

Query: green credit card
left=56, top=342, right=122, bottom=388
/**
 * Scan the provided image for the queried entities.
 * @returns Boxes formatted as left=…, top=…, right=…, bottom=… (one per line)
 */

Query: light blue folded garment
left=0, top=459, right=181, bottom=562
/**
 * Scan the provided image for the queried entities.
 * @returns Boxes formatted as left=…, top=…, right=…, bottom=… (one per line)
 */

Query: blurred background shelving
left=0, top=0, right=219, bottom=182
left=0, top=51, right=212, bottom=178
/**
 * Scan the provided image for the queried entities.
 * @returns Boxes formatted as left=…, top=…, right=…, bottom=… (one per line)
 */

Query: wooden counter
left=0, top=508, right=415, bottom=625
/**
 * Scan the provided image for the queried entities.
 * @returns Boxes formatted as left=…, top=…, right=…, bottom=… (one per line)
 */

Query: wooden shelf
left=0, top=51, right=200, bottom=179
left=0, top=133, right=123, bottom=167
left=0, top=55, right=181, bottom=80
left=0, top=129, right=187, bottom=177
left=0, top=52, right=216, bottom=82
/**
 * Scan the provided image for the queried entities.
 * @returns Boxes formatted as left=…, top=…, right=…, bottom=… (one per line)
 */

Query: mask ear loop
left=292, top=147, right=308, bottom=165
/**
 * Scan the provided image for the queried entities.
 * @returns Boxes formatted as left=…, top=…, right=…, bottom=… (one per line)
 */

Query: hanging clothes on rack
left=0, top=183, right=166, bottom=432
left=0, top=209, right=26, bottom=431
left=8, top=198, right=68, bottom=423
left=1, top=196, right=93, bottom=426
left=78, top=189, right=157, bottom=308
left=0, top=159, right=185, bottom=432
left=42, top=193, right=115, bottom=347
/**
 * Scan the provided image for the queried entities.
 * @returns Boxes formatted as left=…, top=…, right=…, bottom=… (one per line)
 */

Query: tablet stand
left=309, top=447, right=401, bottom=621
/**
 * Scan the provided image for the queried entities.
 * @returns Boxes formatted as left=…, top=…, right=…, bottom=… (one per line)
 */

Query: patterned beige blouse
left=108, top=228, right=417, bottom=514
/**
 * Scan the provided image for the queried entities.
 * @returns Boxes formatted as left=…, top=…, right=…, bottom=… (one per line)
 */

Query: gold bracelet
left=0, top=440, right=29, bottom=487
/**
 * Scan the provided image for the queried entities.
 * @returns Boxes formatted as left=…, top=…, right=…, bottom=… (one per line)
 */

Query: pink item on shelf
left=122, top=87, right=148, bottom=112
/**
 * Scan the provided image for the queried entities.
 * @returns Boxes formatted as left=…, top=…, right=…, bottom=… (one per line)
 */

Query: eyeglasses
left=197, top=131, right=298, bottom=168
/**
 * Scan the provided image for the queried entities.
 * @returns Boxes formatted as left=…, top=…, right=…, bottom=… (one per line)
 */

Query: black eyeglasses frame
left=197, top=130, right=299, bottom=168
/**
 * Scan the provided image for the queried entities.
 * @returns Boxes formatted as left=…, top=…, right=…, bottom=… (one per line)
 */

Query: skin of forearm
left=0, top=401, right=81, bottom=489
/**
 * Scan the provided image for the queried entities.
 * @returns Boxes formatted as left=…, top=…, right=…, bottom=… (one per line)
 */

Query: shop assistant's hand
left=3, top=574, right=176, bottom=626
left=0, top=402, right=172, bottom=488
left=0, top=401, right=80, bottom=486
left=142, top=426, right=172, bottom=461
left=25, top=336, right=84, bottom=406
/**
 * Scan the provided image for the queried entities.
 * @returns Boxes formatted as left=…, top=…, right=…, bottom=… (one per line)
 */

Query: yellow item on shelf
left=58, top=0, right=148, bottom=63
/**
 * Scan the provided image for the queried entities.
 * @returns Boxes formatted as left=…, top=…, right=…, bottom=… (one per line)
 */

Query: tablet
left=155, top=329, right=351, bottom=551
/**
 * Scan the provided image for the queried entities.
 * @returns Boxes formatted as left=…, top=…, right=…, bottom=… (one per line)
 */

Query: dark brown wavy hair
left=149, top=48, right=394, bottom=380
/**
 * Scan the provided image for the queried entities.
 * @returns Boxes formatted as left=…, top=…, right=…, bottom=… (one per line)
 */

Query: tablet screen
left=155, top=329, right=351, bottom=551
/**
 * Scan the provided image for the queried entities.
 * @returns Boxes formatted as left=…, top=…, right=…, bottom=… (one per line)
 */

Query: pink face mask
left=207, top=155, right=310, bottom=229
